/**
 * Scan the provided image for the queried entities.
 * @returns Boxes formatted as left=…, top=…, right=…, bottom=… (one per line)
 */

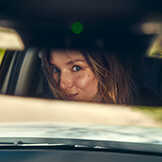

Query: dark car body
left=0, top=122, right=162, bottom=162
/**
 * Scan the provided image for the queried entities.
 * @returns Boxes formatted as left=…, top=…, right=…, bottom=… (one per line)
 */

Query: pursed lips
left=66, top=93, right=79, bottom=98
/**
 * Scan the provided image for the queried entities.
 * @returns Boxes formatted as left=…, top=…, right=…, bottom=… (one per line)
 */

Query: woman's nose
left=60, top=72, right=73, bottom=90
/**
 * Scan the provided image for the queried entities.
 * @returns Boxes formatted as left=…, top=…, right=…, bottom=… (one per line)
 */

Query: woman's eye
left=72, top=65, right=82, bottom=72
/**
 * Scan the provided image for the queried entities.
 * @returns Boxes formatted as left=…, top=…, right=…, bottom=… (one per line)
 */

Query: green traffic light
left=71, top=21, right=83, bottom=34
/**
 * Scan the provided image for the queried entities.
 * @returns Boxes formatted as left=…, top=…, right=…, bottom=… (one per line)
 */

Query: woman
left=40, top=49, right=136, bottom=105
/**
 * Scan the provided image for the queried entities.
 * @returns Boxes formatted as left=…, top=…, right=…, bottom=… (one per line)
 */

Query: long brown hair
left=41, top=49, right=136, bottom=105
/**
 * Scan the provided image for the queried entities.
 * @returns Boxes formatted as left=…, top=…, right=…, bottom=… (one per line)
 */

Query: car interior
left=0, top=0, right=162, bottom=106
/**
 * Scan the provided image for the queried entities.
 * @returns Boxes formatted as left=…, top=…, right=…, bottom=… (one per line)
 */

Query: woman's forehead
left=50, top=50, right=85, bottom=64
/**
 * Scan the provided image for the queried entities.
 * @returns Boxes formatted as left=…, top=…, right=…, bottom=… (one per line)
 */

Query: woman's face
left=49, top=50, right=98, bottom=101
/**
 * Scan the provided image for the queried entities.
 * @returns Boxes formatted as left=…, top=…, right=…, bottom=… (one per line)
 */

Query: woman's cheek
left=75, top=71, right=96, bottom=89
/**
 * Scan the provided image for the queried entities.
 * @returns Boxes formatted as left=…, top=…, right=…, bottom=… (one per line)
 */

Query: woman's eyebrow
left=66, top=59, right=85, bottom=65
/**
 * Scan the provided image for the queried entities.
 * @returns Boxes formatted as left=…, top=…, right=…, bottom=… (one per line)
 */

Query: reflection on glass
left=40, top=50, right=136, bottom=105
